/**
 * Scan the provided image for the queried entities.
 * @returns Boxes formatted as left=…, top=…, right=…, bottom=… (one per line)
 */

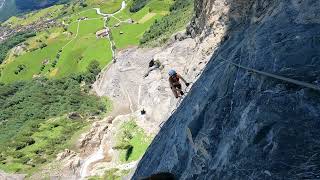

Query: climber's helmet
left=168, top=69, right=177, bottom=77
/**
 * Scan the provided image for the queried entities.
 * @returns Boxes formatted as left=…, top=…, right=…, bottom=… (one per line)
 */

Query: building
left=96, top=28, right=110, bottom=38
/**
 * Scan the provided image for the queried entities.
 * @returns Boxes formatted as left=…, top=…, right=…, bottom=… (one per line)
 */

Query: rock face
left=93, top=39, right=200, bottom=135
left=133, top=0, right=320, bottom=179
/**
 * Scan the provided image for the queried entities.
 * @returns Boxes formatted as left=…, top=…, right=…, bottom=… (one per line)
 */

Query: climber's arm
left=177, top=74, right=190, bottom=86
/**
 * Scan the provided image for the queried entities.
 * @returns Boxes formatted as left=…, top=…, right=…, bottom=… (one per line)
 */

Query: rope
left=223, top=59, right=320, bottom=92
left=160, top=58, right=320, bottom=129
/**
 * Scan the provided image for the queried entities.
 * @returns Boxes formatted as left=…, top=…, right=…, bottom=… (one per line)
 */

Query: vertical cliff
left=133, top=0, right=320, bottom=179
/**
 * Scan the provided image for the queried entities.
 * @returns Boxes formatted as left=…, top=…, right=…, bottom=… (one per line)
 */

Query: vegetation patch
left=0, top=61, right=108, bottom=174
left=0, top=31, right=36, bottom=64
left=138, top=12, right=157, bottom=23
left=86, top=0, right=123, bottom=14
left=0, top=18, right=111, bottom=82
left=140, top=0, right=194, bottom=46
left=114, top=120, right=152, bottom=162
left=108, top=0, right=172, bottom=49
left=0, top=117, right=87, bottom=174
left=130, top=0, right=151, bottom=12
left=89, top=168, right=130, bottom=180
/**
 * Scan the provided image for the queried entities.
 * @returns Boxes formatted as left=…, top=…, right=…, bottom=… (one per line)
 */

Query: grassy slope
left=0, top=0, right=173, bottom=83
left=1, top=11, right=111, bottom=82
left=89, top=168, right=130, bottom=180
left=115, top=120, right=152, bottom=163
left=109, top=0, right=173, bottom=49
left=55, top=18, right=112, bottom=78
left=0, top=30, right=67, bottom=82
left=0, top=117, right=88, bottom=173
left=0, top=73, right=110, bottom=174
left=140, top=0, right=194, bottom=46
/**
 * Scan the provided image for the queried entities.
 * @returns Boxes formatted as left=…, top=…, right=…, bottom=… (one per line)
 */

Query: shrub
left=51, top=60, right=58, bottom=67
left=114, top=143, right=132, bottom=150
left=82, top=60, right=101, bottom=84
left=80, top=2, right=88, bottom=8
left=0, top=155, right=6, bottom=163
left=130, top=0, right=151, bottom=12
left=20, top=156, right=31, bottom=164
left=13, top=142, right=27, bottom=150
left=12, top=152, right=24, bottom=159
left=33, top=156, right=47, bottom=164
left=40, top=43, right=47, bottom=49
left=40, top=64, right=45, bottom=71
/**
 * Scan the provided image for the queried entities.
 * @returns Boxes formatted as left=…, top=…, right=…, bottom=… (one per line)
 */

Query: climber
left=168, top=69, right=190, bottom=98
left=144, top=58, right=162, bottom=77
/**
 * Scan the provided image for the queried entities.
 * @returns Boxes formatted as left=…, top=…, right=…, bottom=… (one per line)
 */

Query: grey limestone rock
left=133, top=0, right=320, bottom=179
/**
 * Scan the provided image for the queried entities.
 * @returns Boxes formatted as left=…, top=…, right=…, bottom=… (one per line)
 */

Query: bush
left=40, top=43, right=47, bottom=49
left=12, top=152, right=24, bottom=159
left=12, top=137, right=35, bottom=150
left=80, top=2, right=88, bottom=8
left=14, top=64, right=27, bottom=75
left=13, top=142, right=27, bottom=150
left=114, top=143, right=132, bottom=150
left=51, top=60, right=58, bottom=67
left=130, top=0, right=151, bottom=12
left=20, top=156, right=30, bottom=164
left=0, top=155, right=6, bottom=163
left=82, top=60, right=101, bottom=84
left=32, top=156, right=47, bottom=164
left=40, top=64, right=45, bottom=71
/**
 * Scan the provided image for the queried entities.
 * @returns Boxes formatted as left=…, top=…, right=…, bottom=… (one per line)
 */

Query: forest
left=129, top=0, right=151, bottom=12
left=0, top=61, right=107, bottom=172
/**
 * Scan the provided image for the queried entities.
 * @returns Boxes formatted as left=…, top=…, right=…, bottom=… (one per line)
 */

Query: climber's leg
left=175, top=84, right=184, bottom=96
left=171, top=87, right=179, bottom=98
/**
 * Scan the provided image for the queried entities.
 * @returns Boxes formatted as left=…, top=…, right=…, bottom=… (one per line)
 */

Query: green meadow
left=109, top=0, right=173, bottom=49
left=86, top=0, right=123, bottom=14
left=0, top=0, right=174, bottom=83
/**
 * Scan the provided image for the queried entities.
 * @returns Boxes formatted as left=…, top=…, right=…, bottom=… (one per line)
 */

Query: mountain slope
left=0, top=0, right=190, bottom=178
left=133, top=0, right=320, bottom=179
